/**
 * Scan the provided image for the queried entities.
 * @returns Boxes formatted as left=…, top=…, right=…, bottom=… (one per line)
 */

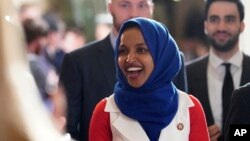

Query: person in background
left=42, top=11, right=65, bottom=74
left=62, top=26, right=87, bottom=53
left=186, top=0, right=250, bottom=141
left=18, top=2, right=42, bottom=22
left=89, top=17, right=209, bottom=141
left=59, top=0, right=188, bottom=140
left=95, top=13, right=113, bottom=40
left=224, top=83, right=250, bottom=141
left=22, top=18, right=50, bottom=103
left=22, top=15, right=67, bottom=132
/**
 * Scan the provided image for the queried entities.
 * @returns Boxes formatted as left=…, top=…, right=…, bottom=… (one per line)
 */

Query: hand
left=51, top=86, right=67, bottom=133
left=208, top=124, right=221, bottom=141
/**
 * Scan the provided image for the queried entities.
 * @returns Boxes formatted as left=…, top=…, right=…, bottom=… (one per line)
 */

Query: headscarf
left=114, top=17, right=181, bottom=141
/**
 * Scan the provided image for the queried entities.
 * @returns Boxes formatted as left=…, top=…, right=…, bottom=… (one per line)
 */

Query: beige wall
left=240, top=1, right=250, bottom=55
left=12, top=0, right=48, bottom=12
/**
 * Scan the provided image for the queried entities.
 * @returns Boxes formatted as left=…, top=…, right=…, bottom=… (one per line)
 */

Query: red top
left=89, top=95, right=209, bottom=141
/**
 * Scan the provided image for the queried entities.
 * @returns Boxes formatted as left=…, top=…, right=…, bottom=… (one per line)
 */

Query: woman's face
left=118, top=27, right=154, bottom=88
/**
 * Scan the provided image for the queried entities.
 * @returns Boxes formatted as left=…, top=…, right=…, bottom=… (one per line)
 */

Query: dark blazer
left=186, top=54, right=250, bottom=126
left=224, top=83, right=250, bottom=141
left=59, top=35, right=188, bottom=141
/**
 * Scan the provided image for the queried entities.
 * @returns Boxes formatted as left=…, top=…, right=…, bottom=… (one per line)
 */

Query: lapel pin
left=177, top=123, right=184, bottom=130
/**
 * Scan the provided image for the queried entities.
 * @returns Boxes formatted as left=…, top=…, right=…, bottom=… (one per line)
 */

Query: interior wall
left=240, top=1, right=250, bottom=55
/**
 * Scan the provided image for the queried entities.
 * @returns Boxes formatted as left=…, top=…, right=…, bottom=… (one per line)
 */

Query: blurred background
left=11, top=0, right=250, bottom=61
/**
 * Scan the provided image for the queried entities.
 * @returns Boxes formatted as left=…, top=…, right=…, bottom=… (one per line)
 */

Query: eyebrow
left=209, top=13, right=237, bottom=18
left=135, top=43, right=146, bottom=46
left=119, top=42, right=146, bottom=48
left=225, top=15, right=237, bottom=19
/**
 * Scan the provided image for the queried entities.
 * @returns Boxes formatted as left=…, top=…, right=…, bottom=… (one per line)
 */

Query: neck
left=112, top=27, right=119, bottom=38
left=27, top=42, right=40, bottom=55
left=211, top=44, right=239, bottom=61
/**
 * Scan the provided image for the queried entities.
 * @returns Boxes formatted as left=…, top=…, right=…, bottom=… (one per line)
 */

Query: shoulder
left=104, top=94, right=120, bottom=112
left=187, top=94, right=205, bottom=117
left=178, top=90, right=194, bottom=108
left=186, top=55, right=208, bottom=68
left=188, top=95, right=201, bottom=107
left=91, top=98, right=110, bottom=125
left=177, top=91, right=202, bottom=109
left=94, top=98, right=108, bottom=113
left=233, top=83, right=250, bottom=101
left=67, top=35, right=111, bottom=59
left=185, top=55, right=209, bottom=76
left=187, top=94, right=206, bottom=121
left=243, top=53, right=250, bottom=61
left=242, top=53, right=250, bottom=67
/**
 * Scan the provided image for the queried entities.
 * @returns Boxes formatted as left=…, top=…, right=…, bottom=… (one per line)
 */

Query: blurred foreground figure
left=0, top=0, right=71, bottom=140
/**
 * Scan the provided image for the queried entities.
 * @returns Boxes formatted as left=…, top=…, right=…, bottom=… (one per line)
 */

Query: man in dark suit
left=186, top=0, right=250, bottom=141
left=224, top=83, right=250, bottom=141
left=59, top=0, right=188, bottom=140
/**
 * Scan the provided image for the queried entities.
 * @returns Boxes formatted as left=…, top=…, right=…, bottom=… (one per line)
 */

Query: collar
left=209, top=49, right=243, bottom=68
left=109, top=32, right=116, bottom=51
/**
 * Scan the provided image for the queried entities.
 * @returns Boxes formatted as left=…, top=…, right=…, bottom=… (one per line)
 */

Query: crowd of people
left=1, top=0, right=250, bottom=141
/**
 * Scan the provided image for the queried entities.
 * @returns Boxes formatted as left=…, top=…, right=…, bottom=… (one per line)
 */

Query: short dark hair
left=204, top=0, right=244, bottom=21
left=22, top=19, right=48, bottom=44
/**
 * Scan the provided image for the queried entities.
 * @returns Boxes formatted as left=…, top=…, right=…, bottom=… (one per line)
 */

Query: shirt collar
left=209, top=49, right=243, bottom=68
left=110, top=32, right=116, bottom=50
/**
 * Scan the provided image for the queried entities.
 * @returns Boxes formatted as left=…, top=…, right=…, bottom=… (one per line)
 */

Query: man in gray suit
left=59, top=0, right=188, bottom=140
left=186, top=0, right=250, bottom=141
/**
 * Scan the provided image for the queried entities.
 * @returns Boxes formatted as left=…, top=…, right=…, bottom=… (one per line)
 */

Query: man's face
left=204, top=1, right=244, bottom=52
left=108, top=0, right=154, bottom=34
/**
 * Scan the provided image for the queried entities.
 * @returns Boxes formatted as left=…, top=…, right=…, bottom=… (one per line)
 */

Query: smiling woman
left=89, top=17, right=210, bottom=141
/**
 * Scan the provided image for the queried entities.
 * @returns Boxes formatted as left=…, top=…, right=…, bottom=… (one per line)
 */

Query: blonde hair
left=0, top=0, right=65, bottom=140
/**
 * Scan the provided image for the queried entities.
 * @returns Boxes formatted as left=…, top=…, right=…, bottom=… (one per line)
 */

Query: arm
left=29, top=61, right=48, bottom=99
left=59, top=53, right=82, bottom=140
left=89, top=99, right=112, bottom=141
left=189, top=95, right=210, bottom=141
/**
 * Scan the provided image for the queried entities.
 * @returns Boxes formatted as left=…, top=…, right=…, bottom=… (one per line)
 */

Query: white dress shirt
left=110, top=32, right=116, bottom=50
left=207, top=49, right=243, bottom=129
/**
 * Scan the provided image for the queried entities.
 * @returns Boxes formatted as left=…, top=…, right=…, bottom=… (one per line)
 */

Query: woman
left=89, top=17, right=209, bottom=141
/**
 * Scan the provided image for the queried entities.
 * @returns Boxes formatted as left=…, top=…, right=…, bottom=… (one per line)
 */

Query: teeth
left=127, top=67, right=142, bottom=71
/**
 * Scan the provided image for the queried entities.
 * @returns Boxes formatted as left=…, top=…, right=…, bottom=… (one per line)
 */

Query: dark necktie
left=222, top=63, right=234, bottom=128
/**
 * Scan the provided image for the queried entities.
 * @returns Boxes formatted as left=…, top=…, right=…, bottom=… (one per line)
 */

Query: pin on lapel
left=177, top=123, right=184, bottom=130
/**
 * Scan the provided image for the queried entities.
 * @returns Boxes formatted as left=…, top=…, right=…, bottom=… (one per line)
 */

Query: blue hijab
left=114, top=17, right=181, bottom=141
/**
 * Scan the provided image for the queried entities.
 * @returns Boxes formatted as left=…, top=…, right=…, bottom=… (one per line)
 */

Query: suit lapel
left=106, top=95, right=149, bottom=141
left=112, top=114, right=149, bottom=141
left=97, top=35, right=117, bottom=90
